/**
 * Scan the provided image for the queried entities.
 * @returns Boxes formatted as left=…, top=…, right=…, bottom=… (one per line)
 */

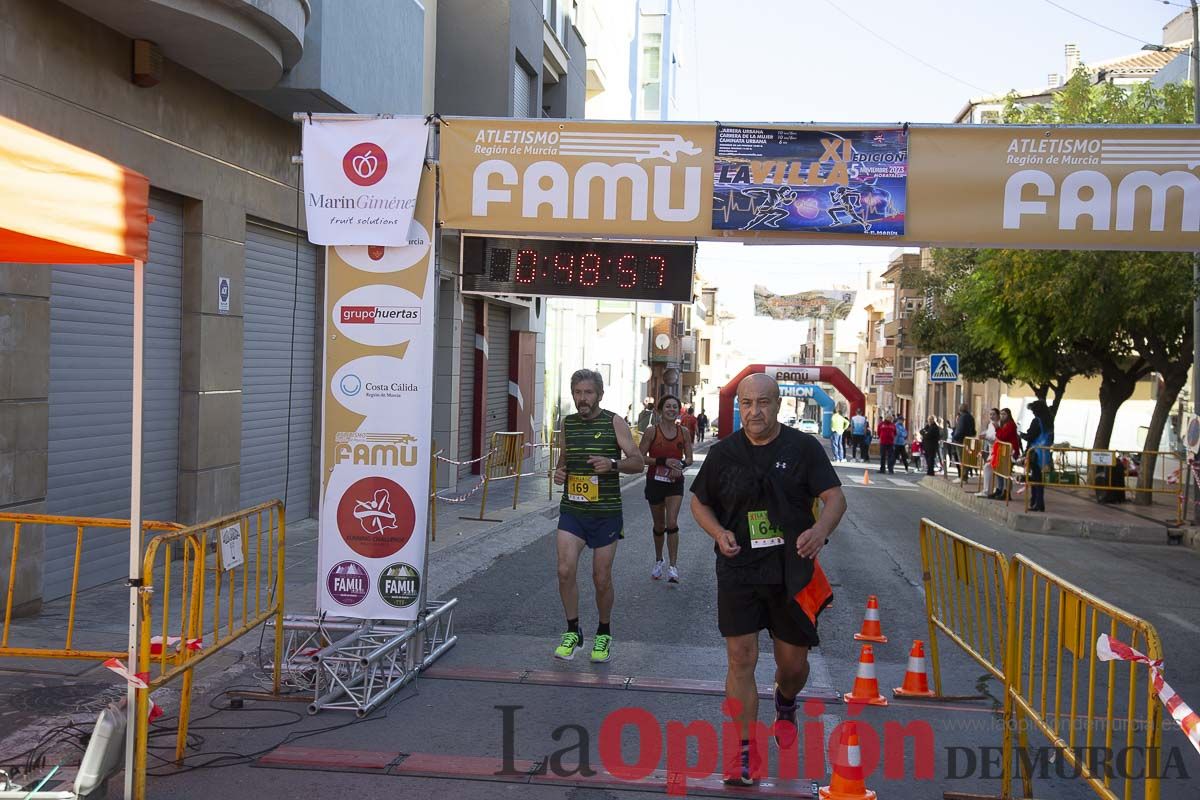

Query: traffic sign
left=930, top=353, right=959, bottom=383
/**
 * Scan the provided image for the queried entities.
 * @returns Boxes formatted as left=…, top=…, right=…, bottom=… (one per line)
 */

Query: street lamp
left=1144, top=1, right=1200, bottom=418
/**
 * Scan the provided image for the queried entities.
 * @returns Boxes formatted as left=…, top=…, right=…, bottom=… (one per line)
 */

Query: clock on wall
left=460, top=235, right=695, bottom=303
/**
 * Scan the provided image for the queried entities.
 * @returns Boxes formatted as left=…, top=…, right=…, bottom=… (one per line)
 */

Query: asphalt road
left=142, top=448, right=1200, bottom=799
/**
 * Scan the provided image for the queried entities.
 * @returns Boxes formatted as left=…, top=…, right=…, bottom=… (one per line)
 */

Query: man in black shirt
left=690, top=374, right=846, bottom=786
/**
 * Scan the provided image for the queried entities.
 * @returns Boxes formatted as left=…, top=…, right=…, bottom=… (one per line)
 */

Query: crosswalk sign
left=930, top=353, right=959, bottom=382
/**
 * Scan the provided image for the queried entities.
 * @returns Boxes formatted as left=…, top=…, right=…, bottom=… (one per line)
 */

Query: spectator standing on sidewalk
left=951, top=403, right=976, bottom=480
left=697, top=410, right=709, bottom=442
left=849, top=408, right=868, bottom=462
left=920, top=415, right=942, bottom=476
left=551, top=369, right=644, bottom=663
left=975, top=408, right=1000, bottom=497
left=991, top=408, right=1021, bottom=499
left=829, top=407, right=849, bottom=462
left=876, top=415, right=897, bottom=474
left=894, top=417, right=911, bottom=472
left=1021, top=400, right=1053, bottom=512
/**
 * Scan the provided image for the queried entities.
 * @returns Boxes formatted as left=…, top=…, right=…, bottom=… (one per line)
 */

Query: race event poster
left=712, top=126, right=907, bottom=236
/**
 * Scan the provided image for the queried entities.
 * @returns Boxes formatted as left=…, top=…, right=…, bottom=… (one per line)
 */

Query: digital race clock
left=460, top=235, right=695, bottom=303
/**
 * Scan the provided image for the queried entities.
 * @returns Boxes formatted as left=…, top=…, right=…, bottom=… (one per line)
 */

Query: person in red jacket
left=990, top=408, right=1021, bottom=499
left=876, top=414, right=897, bottom=474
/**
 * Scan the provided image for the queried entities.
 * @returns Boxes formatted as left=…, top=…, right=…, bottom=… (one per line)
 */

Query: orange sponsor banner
left=907, top=125, right=1200, bottom=251
left=439, top=118, right=1200, bottom=252
left=439, top=118, right=714, bottom=238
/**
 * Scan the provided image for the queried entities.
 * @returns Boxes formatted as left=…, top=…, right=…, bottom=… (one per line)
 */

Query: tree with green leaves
left=1001, top=68, right=1195, bottom=484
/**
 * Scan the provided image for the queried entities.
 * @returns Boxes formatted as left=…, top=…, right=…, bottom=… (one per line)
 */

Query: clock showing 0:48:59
left=460, top=235, right=696, bottom=303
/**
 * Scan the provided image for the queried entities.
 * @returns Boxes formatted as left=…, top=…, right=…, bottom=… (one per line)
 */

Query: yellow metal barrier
left=919, top=518, right=1011, bottom=691
left=1, top=513, right=183, bottom=661
left=1025, top=445, right=1184, bottom=520
left=133, top=500, right=285, bottom=800
left=991, top=440, right=1015, bottom=503
left=1001, top=555, right=1163, bottom=800
left=476, top=431, right=526, bottom=520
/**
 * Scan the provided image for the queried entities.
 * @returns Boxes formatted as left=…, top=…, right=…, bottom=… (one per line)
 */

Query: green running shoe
left=590, top=633, right=613, bottom=662
left=554, top=631, right=582, bottom=660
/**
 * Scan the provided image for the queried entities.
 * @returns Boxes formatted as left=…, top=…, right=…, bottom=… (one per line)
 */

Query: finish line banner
left=713, top=126, right=907, bottom=236
left=438, top=117, right=1200, bottom=251
left=316, top=168, right=436, bottom=620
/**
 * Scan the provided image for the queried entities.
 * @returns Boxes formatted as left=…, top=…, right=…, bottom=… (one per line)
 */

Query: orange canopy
left=0, top=114, right=149, bottom=264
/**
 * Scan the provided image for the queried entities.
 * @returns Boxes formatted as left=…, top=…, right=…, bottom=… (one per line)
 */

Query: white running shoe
left=668, top=565, right=680, bottom=583
left=651, top=560, right=664, bottom=580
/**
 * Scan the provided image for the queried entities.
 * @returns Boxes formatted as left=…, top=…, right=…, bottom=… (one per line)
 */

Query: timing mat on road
left=255, top=746, right=821, bottom=798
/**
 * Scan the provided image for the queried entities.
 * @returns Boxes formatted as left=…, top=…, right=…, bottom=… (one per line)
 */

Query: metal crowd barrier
left=943, top=438, right=984, bottom=492
left=920, top=518, right=1167, bottom=800
left=132, top=500, right=286, bottom=800
left=990, top=440, right=1015, bottom=503
left=1001, top=556, right=1163, bottom=800
left=1024, top=445, right=1184, bottom=519
left=918, top=518, right=1011, bottom=691
left=0, top=513, right=184, bottom=661
left=475, top=431, right=526, bottom=521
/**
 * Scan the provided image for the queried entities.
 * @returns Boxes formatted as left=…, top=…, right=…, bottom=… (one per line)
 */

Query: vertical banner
left=712, top=126, right=907, bottom=236
left=317, top=168, right=436, bottom=620
left=302, top=116, right=428, bottom=245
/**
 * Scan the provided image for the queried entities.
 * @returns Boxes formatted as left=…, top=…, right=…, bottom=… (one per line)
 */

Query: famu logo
left=378, top=562, right=420, bottom=608
left=471, top=128, right=705, bottom=224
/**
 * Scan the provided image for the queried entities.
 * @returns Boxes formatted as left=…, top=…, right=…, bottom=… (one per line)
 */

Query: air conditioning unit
left=673, top=320, right=687, bottom=337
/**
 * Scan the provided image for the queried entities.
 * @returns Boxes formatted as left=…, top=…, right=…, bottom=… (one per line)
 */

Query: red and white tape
left=1096, top=634, right=1200, bottom=756
left=149, top=635, right=204, bottom=655
left=101, top=658, right=164, bottom=721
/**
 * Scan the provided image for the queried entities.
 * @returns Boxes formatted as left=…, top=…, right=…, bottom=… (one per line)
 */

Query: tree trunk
left=1092, top=364, right=1143, bottom=450
left=1134, top=367, right=1189, bottom=505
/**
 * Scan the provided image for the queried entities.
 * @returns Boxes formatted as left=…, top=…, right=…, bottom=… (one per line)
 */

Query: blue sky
left=676, top=0, right=1187, bottom=298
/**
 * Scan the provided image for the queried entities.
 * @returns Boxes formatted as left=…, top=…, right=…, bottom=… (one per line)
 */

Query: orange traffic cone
left=894, top=640, right=936, bottom=698
left=820, top=721, right=877, bottom=800
left=861, top=470, right=871, bottom=486
left=853, top=595, right=888, bottom=643
left=844, top=644, right=888, bottom=706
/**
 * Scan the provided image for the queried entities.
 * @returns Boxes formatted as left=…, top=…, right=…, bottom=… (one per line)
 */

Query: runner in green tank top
left=551, top=369, right=642, bottom=664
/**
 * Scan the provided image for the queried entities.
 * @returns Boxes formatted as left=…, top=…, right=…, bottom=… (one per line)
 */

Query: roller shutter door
left=44, top=191, right=183, bottom=599
left=457, top=299, right=476, bottom=479
left=485, top=304, right=511, bottom=441
left=240, top=224, right=318, bottom=521
left=513, top=61, right=533, bottom=117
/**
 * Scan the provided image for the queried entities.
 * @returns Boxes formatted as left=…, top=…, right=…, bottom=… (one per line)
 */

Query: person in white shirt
left=974, top=408, right=1000, bottom=498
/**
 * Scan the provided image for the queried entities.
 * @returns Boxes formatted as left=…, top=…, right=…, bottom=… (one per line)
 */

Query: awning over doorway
left=0, top=114, right=149, bottom=264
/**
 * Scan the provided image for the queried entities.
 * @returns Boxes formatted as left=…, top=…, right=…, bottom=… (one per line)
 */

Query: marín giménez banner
left=302, top=116, right=428, bottom=245
left=754, top=287, right=856, bottom=321
left=713, top=126, right=907, bottom=236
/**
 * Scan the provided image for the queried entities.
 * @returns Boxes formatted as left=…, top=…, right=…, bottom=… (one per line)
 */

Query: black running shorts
left=643, top=478, right=685, bottom=505
left=717, top=581, right=820, bottom=647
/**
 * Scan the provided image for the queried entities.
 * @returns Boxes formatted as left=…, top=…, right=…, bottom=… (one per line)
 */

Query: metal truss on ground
left=270, top=599, right=458, bottom=717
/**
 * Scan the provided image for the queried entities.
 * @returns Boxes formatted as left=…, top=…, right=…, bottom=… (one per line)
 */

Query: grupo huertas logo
left=333, top=283, right=430, bottom=347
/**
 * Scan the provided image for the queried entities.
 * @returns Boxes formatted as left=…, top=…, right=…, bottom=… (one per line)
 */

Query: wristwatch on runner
left=610, top=458, right=619, bottom=471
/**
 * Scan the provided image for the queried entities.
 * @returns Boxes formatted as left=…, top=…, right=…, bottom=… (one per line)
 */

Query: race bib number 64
left=747, top=510, right=784, bottom=548
left=566, top=474, right=600, bottom=503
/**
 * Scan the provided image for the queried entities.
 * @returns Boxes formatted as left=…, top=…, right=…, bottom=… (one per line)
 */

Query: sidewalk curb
left=918, top=476, right=1194, bottom=549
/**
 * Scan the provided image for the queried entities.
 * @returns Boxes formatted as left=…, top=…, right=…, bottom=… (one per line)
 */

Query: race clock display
left=460, top=235, right=695, bottom=303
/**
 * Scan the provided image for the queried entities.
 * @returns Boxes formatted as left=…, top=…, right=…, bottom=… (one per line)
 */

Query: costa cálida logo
left=336, top=476, right=416, bottom=559
left=343, top=142, right=388, bottom=186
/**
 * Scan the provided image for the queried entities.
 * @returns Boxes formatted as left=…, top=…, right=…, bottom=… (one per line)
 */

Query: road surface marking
left=1161, top=611, right=1200, bottom=635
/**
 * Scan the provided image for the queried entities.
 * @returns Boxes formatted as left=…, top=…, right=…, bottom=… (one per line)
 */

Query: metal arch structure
left=718, top=364, right=865, bottom=439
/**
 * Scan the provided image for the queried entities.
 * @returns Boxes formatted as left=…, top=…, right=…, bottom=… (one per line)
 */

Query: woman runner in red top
left=639, top=395, right=693, bottom=583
